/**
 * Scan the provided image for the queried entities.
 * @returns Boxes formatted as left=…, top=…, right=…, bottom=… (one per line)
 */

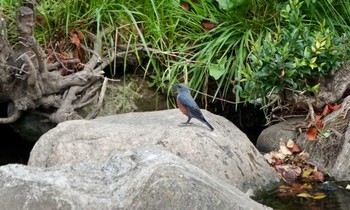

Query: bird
left=173, top=84, right=214, bottom=131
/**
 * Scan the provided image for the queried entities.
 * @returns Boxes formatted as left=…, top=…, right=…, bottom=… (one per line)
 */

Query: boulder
left=256, top=117, right=302, bottom=153
left=29, top=109, right=279, bottom=193
left=0, top=147, right=272, bottom=210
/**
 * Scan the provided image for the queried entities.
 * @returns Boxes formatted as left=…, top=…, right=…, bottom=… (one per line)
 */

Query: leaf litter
left=263, top=139, right=329, bottom=199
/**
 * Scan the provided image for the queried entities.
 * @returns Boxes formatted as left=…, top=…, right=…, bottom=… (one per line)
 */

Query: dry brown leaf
left=328, top=103, right=341, bottom=111
left=181, top=2, right=190, bottom=10
left=278, top=185, right=290, bottom=189
left=201, top=20, right=216, bottom=30
left=312, top=171, right=324, bottom=182
left=306, top=126, right=318, bottom=141
left=321, top=105, right=330, bottom=116
left=292, top=143, right=301, bottom=153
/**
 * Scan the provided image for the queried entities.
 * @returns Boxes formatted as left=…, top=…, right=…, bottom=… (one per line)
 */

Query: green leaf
left=320, top=130, right=331, bottom=138
left=216, top=0, right=234, bottom=10
left=307, top=83, right=320, bottom=92
left=209, top=64, right=225, bottom=80
left=304, top=47, right=310, bottom=59
left=310, top=57, right=317, bottom=64
left=309, top=63, right=318, bottom=69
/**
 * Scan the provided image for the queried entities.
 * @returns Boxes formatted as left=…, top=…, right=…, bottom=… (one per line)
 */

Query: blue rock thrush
left=173, top=84, right=214, bottom=131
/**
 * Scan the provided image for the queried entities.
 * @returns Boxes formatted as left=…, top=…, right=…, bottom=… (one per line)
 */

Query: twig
left=306, top=99, right=316, bottom=126
left=87, top=77, right=108, bottom=119
left=27, top=36, right=47, bottom=75
left=0, top=105, right=22, bottom=124
left=50, top=44, right=74, bottom=73
left=188, top=87, right=243, bottom=105
left=260, top=95, right=279, bottom=110
left=81, top=43, right=101, bottom=58
left=77, top=84, right=101, bottom=105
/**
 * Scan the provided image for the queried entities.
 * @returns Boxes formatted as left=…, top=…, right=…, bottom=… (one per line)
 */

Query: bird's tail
left=203, top=120, right=214, bottom=131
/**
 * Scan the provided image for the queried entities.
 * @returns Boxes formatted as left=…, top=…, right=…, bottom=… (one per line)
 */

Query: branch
left=0, top=104, right=22, bottom=124
left=87, top=77, right=108, bottom=119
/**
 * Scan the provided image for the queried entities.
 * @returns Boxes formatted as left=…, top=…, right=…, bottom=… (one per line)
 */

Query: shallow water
left=252, top=181, right=350, bottom=210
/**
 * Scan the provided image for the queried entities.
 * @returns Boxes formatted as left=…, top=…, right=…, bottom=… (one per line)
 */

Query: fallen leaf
left=345, top=184, right=350, bottom=190
left=328, top=103, right=341, bottom=111
left=181, top=2, right=190, bottom=10
left=297, top=192, right=313, bottom=198
left=70, top=32, right=80, bottom=48
left=76, top=30, right=84, bottom=41
left=312, top=171, right=324, bottom=182
left=201, top=20, right=216, bottom=30
left=271, top=151, right=286, bottom=161
left=302, top=183, right=312, bottom=189
left=286, top=139, right=294, bottom=148
left=321, top=105, right=330, bottom=116
left=280, top=145, right=292, bottom=155
left=280, top=165, right=302, bottom=182
left=279, top=185, right=290, bottom=189
left=298, top=151, right=310, bottom=161
left=302, top=166, right=314, bottom=178
left=320, top=129, right=331, bottom=138
left=332, top=104, right=341, bottom=111
left=313, top=193, right=327, bottom=199
left=306, top=126, right=318, bottom=141
left=292, top=143, right=301, bottom=153
left=272, top=160, right=282, bottom=168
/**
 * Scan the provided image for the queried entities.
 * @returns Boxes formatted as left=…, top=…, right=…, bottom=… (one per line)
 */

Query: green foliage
left=162, top=0, right=276, bottom=106
left=242, top=0, right=348, bottom=104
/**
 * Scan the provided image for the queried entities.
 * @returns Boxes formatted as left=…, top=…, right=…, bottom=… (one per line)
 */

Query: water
left=252, top=181, right=350, bottom=210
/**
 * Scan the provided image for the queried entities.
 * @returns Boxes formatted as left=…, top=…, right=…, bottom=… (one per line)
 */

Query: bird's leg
left=182, top=117, right=192, bottom=125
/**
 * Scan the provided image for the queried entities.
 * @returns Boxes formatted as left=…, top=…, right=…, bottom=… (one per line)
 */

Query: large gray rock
left=0, top=147, right=272, bottom=210
left=28, top=109, right=279, bottom=193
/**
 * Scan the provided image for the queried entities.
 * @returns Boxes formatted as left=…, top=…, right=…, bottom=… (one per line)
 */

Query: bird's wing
left=178, top=93, right=205, bottom=119
left=177, top=93, right=200, bottom=110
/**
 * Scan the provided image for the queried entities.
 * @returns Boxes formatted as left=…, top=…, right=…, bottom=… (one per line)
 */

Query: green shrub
left=243, top=0, right=348, bottom=106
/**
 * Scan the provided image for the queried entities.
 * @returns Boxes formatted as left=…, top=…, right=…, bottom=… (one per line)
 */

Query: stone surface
left=29, top=109, right=279, bottom=193
left=0, top=148, right=272, bottom=210
left=332, top=122, right=350, bottom=180
left=256, top=118, right=302, bottom=153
